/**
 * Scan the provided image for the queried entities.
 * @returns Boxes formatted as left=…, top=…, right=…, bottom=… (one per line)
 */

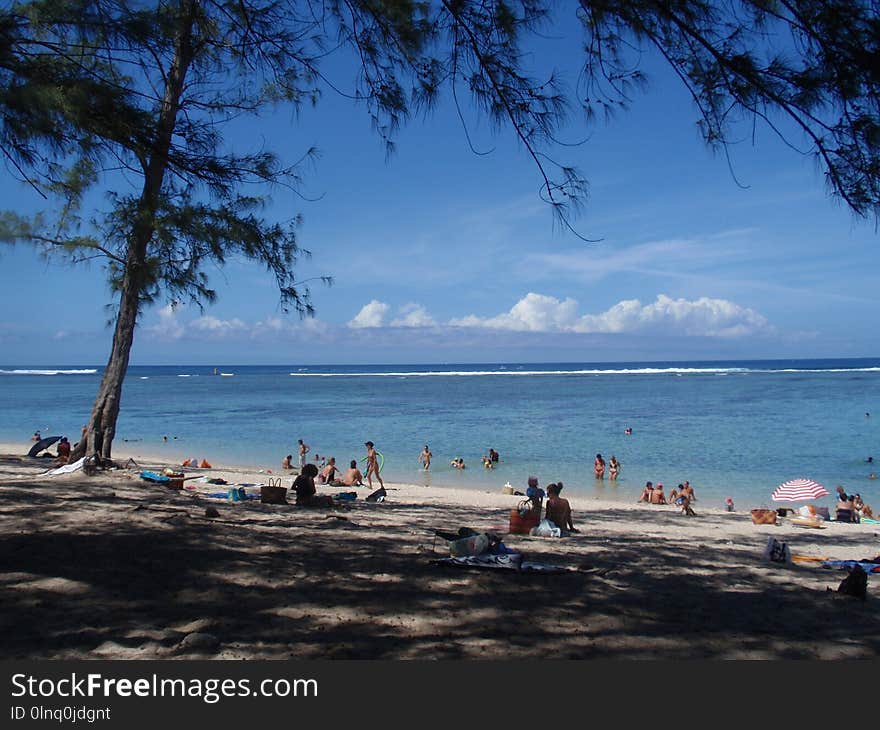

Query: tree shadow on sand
left=1, top=474, right=879, bottom=659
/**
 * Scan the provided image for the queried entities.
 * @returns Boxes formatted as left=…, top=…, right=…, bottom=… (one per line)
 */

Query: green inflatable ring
left=361, top=450, right=384, bottom=474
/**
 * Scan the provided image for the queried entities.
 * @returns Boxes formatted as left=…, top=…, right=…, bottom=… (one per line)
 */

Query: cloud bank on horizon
left=348, top=293, right=771, bottom=338
left=143, top=293, right=771, bottom=343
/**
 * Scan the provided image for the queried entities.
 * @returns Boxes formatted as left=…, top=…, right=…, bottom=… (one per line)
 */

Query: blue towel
left=140, top=471, right=169, bottom=483
left=821, top=560, right=880, bottom=574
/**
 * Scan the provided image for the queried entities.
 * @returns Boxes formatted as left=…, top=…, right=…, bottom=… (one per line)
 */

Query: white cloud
left=146, top=303, right=185, bottom=340
left=348, top=300, right=390, bottom=328
left=451, top=293, right=771, bottom=338
left=390, top=303, right=436, bottom=328
left=349, top=300, right=436, bottom=328
left=191, top=315, right=248, bottom=336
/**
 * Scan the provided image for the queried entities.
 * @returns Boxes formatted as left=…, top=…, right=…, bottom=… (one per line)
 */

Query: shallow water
left=2, top=359, right=879, bottom=511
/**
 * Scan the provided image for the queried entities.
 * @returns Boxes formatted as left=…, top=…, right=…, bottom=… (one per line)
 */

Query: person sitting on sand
left=545, top=482, right=578, bottom=534
left=650, top=483, right=667, bottom=504
left=853, top=494, right=873, bottom=519
left=319, top=457, right=338, bottom=484
left=594, top=453, right=606, bottom=479
left=669, top=484, right=682, bottom=504
left=282, top=454, right=293, bottom=470
left=341, top=460, right=364, bottom=487
left=638, top=481, right=654, bottom=503
left=681, top=481, right=696, bottom=503
left=679, top=494, right=697, bottom=517
left=292, top=463, right=333, bottom=507
left=609, top=455, right=620, bottom=480
left=54, top=437, right=71, bottom=465
left=526, top=476, right=545, bottom=510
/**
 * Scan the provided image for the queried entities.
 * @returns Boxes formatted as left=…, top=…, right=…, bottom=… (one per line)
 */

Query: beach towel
left=333, top=492, right=358, bottom=501
left=139, top=470, right=169, bottom=483
left=821, top=560, right=880, bottom=574
left=432, top=554, right=569, bottom=573
left=43, top=456, right=86, bottom=476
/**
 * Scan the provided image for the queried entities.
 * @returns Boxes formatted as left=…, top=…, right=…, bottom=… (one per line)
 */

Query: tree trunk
left=70, top=0, right=196, bottom=467
left=70, top=274, right=141, bottom=463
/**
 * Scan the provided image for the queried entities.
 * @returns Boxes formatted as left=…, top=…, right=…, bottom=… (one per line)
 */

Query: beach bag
left=260, top=477, right=288, bottom=504
left=529, top=519, right=562, bottom=538
left=509, top=500, right=541, bottom=535
left=751, top=508, right=778, bottom=525
left=762, top=536, right=791, bottom=563
left=449, top=532, right=490, bottom=557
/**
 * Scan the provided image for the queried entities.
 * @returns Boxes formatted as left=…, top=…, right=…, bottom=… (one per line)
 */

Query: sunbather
left=638, top=481, right=654, bottom=503
left=650, top=483, right=667, bottom=504
left=545, top=483, right=578, bottom=534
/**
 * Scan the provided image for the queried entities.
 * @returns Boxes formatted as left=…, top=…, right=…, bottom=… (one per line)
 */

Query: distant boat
left=220, top=372, right=234, bottom=377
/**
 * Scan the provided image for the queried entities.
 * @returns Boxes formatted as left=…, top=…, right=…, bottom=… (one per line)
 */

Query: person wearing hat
left=364, top=441, right=384, bottom=490
left=526, top=476, right=545, bottom=510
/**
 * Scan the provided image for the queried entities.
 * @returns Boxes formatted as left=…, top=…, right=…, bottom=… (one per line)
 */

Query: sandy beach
left=2, top=441, right=879, bottom=660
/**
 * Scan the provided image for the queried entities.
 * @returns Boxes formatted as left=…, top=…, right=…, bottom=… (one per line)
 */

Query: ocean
left=1, top=359, right=879, bottom=511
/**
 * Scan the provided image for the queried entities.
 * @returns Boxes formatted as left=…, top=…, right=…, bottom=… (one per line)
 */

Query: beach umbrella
left=771, top=478, right=829, bottom=502
left=27, top=435, right=61, bottom=458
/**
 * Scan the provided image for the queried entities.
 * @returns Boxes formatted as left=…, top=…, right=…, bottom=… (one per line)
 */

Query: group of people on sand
left=836, top=485, right=873, bottom=522
left=638, top=480, right=697, bottom=516
left=282, top=439, right=384, bottom=490
left=593, top=453, right=620, bottom=480
left=524, top=476, right=579, bottom=535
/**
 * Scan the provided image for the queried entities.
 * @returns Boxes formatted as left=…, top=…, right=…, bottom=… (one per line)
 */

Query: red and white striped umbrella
left=771, top=478, right=829, bottom=502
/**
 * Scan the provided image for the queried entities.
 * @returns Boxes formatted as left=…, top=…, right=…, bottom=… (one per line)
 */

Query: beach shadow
left=1, top=477, right=879, bottom=659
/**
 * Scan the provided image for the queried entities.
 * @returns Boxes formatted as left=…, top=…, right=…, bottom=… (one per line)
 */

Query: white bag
left=529, top=519, right=562, bottom=538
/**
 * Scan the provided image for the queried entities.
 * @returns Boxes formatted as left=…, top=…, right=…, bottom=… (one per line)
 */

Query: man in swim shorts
left=298, top=439, right=310, bottom=468
left=420, top=445, right=432, bottom=470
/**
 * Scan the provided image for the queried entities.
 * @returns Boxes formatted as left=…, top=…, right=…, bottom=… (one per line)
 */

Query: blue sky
left=0, top=18, right=877, bottom=365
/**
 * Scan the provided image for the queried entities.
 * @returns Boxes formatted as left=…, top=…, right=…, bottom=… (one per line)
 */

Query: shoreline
left=2, top=445, right=880, bottom=659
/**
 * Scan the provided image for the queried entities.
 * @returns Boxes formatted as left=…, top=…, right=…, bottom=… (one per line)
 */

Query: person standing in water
left=297, top=439, right=310, bottom=469
left=594, top=453, right=606, bottom=479
left=365, top=441, right=385, bottom=489
left=419, top=445, right=433, bottom=470
left=609, top=455, right=620, bottom=480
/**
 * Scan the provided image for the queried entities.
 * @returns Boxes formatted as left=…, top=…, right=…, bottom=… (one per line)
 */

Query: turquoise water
left=1, top=360, right=879, bottom=511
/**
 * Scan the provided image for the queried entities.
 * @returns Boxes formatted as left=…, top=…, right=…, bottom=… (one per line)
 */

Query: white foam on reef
left=0, top=369, right=97, bottom=376
left=288, top=366, right=880, bottom=377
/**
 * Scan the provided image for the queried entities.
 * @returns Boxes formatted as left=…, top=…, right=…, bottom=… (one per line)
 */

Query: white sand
left=2, top=441, right=879, bottom=659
